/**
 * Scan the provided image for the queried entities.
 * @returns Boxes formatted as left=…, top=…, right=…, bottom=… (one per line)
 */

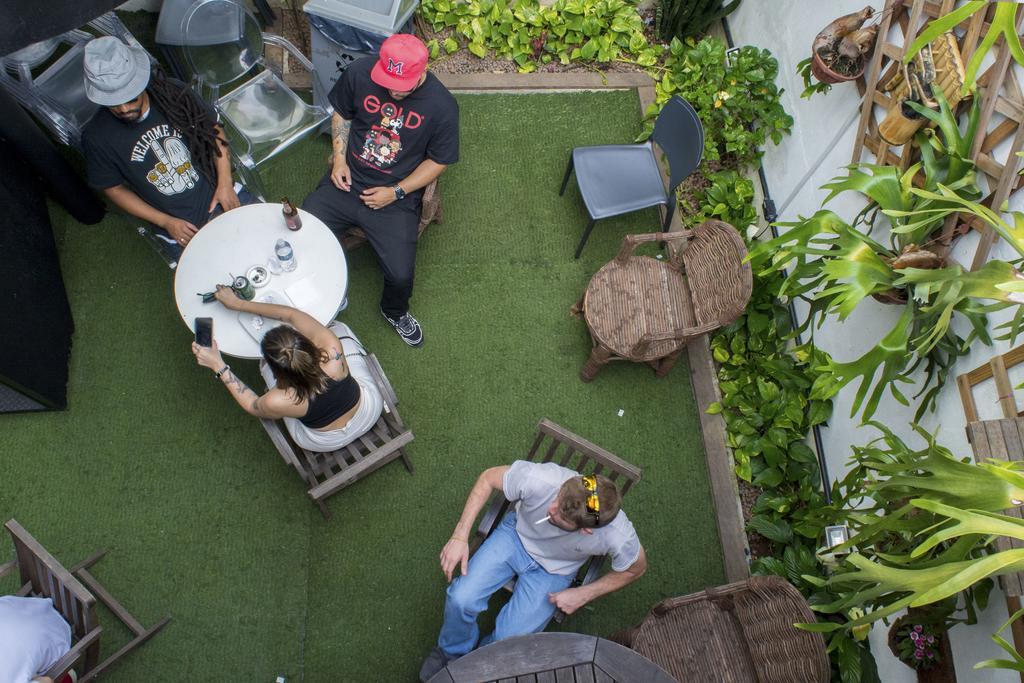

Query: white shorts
left=260, top=322, right=384, bottom=452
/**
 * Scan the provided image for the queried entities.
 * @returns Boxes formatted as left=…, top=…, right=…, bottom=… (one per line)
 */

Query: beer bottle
left=282, top=197, right=302, bottom=231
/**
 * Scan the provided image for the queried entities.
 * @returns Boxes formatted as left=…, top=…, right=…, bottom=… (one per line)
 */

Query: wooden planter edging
left=435, top=70, right=750, bottom=584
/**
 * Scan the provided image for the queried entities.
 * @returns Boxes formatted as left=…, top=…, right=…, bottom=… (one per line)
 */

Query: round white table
left=173, top=203, right=347, bottom=358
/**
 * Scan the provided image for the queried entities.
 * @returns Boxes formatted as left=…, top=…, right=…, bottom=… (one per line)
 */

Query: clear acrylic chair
left=181, top=0, right=331, bottom=200
left=559, top=95, right=705, bottom=259
left=0, top=13, right=147, bottom=149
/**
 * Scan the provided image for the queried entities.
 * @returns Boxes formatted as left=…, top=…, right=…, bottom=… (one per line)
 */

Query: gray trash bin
left=303, top=0, right=419, bottom=110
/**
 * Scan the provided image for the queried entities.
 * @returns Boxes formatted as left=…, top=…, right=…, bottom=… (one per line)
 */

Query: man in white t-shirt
left=0, top=595, right=73, bottom=683
left=419, top=460, right=647, bottom=681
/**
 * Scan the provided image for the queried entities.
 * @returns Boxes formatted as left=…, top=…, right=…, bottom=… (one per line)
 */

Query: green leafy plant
left=748, top=92, right=1024, bottom=421
left=689, top=169, right=757, bottom=232
left=703, top=184, right=878, bottom=681
left=793, top=423, right=1024, bottom=674
left=977, top=607, right=1024, bottom=673
left=420, top=0, right=661, bottom=72
left=905, top=0, right=1024, bottom=96
left=656, top=0, right=741, bottom=41
left=796, top=57, right=832, bottom=99
left=646, top=36, right=793, bottom=167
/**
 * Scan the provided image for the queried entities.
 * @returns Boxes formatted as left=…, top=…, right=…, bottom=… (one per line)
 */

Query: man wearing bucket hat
left=302, top=33, right=459, bottom=347
left=80, top=36, right=254, bottom=253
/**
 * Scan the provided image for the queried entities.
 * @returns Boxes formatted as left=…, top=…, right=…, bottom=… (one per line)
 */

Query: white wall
left=727, top=1, right=1021, bottom=681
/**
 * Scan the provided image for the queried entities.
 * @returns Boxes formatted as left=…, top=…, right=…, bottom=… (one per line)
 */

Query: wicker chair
left=574, top=220, right=752, bottom=382
left=340, top=177, right=443, bottom=251
left=612, top=576, right=829, bottom=683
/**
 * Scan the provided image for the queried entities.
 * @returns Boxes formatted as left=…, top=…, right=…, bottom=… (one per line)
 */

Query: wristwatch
left=393, top=185, right=407, bottom=200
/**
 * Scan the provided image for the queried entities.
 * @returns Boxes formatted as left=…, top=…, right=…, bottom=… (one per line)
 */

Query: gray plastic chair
left=560, top=95, right=704, bottom=259
left=181, top=0, right=330, bottom=200
left=0, top=13, right=148, bottom=149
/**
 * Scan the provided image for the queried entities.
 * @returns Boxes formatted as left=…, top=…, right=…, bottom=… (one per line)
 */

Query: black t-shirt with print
left=82, top=90, right=216, bottom=228
left=329, top=56, right=459, bottom=194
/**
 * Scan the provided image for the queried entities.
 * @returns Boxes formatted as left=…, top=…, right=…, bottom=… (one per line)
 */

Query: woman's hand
left=192, top=339, right=225, bottom=373
left=214, top=284, right=245, bottom=310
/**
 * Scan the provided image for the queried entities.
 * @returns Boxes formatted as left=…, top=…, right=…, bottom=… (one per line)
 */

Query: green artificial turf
left=1, top=90, right=724, bottom=681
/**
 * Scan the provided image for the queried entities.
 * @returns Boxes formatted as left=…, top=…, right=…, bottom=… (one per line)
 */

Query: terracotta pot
left=887, top=613, right=957, bottom=682
left=811, top=50, right=866, bottom=84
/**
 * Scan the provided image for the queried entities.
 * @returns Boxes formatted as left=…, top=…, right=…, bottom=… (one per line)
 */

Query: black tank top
left=299, top=373, right=361, bottom=428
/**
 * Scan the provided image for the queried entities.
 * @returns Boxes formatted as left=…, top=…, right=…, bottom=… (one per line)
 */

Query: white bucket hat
left=83, top=36, right=150, bottom=106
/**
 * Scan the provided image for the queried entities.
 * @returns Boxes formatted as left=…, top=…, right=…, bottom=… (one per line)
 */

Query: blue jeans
left=437, top=512, right=574, bottom=659
left=154, top=187, right=259, bottom=258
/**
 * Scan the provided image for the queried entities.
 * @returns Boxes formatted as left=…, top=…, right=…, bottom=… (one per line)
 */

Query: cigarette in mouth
left=535, top=515, right=550, bottom=524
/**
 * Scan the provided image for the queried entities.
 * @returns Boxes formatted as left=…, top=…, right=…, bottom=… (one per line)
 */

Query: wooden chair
left=573, top=220, right=752, bottom=382
left=473, top=418, right=642, bottom=624
left=0, top=519, right=170, bottom=683
left=260, top=352, right=414, bottom=520
left=339, top=177, right=443, bottom=251
left=611, top=576, right=829, bottom=683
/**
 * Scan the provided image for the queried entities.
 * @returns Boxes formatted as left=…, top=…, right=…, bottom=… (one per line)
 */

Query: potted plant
left=748, top=92, right=1024, bottom=421
left=808, top=6, right=880, bottom=84
left=888, top=612, right=955, bottom=681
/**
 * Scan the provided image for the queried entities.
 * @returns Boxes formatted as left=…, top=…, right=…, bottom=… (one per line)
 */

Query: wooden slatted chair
left=473, top=418, right=642, bottom=623
left=0, top=519, right=170, bottom=683
left=573, top=221, right=752, bottom=382
left=611, top=576, right=829, bottom=683
left=339, top=177, right=443, bottom=251
left=260, top=351, right=414, bottom=520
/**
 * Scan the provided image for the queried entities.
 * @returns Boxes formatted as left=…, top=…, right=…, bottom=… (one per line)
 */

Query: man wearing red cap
left=302, top=34, right=459, bottom=347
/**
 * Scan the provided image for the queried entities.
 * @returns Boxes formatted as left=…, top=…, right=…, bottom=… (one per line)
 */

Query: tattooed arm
left=330, top=112, right=353, bottom=191
left=217, top=366, right=288, bottom=418
left=191, top=341, right=300, bottom=419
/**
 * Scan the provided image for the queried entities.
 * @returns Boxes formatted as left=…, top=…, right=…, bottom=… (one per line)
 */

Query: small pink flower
left=926, top=635, right=934, bottom=644
left=910, top=632, right=920, bottom=642
left=914, top=624, right=923, bottom=633
left=914, top=650, right=924, bottom=659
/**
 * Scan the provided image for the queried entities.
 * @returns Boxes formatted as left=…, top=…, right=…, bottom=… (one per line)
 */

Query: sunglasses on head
left=582, top=475, right=600, bottom=525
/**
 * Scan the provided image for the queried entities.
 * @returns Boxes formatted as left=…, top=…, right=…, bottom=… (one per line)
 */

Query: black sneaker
left=419, top=646, right=449, bottom=682
left=382, top=308, right=424, bottom=347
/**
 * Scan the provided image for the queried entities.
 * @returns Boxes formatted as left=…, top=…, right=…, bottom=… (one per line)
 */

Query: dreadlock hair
left=260, top=325, right=331, bottom=404
left=145, top=64, right=223, bottom=184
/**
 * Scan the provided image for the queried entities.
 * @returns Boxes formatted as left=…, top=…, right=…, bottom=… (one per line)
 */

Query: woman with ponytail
left=191, top=286, right=383, bottom=451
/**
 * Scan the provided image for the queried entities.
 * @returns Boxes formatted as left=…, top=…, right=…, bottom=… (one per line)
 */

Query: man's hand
left=163, top=217, right=199, bottom=246
left=331, top=154, right=352, bottom=191
left=440, top=537, right=469, bottom=583
left=548, top=587, right=589, bottom=615
left=209, top=182, right=241, bottom=213
left=361, top=186, right=397, bottom=210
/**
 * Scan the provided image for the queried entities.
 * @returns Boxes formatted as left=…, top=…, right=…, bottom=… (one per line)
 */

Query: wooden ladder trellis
left=850, top=0, right=1024, bottom=268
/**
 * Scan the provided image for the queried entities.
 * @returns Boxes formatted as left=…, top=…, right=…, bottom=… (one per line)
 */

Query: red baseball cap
left=371, top=34, right=429, bottom=91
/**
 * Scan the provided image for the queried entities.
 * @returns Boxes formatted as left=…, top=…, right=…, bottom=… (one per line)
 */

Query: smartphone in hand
left=194, top=317, right=214, bottom=347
